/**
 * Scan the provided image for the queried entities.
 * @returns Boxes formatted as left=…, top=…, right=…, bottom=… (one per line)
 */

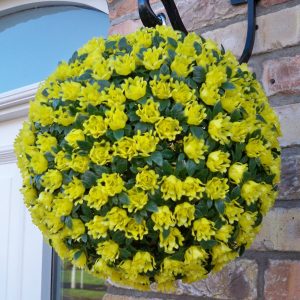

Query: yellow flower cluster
left=14, top=25, right=281, bottom=292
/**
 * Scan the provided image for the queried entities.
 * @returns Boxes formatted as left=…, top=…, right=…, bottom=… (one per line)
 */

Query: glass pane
left=53, top=253, right=107, bottom=300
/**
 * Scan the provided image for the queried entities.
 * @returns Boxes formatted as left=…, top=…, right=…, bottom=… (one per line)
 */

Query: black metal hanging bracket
left=138, top=0, right=259, bottom=64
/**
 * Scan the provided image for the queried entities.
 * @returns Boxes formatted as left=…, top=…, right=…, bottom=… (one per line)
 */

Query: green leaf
left=105, top=40, right=117, bottom=50
left=69, top=51, right=78, bottom=64
left=160, top=64, right=170, bottom=75
left=226, top=66, right=232, bottom=78
left=111, top=231, right=126, bottom=244
left=221, top=81, right=235, bottom=90
left=81, top=171, right=97, bottom=189
left=231, top=109, right=243, bottom=122
left=194, top=42, right=202, bottom=55
left=113, top=129, right=124, bottom=141
left=193, top=66, right=206, bottom=84
left=77, top=140, right=93, bottom=151
left=92, top=165, right=109, bottom=177
left=162, top=160, right=173, bottom=175
left=78, top=69, right=92, bottom=81
left=118, top=37, right=132, bottom=52
left=186, top=160, right=197, bottom=176
left=199, top=239, right=218, bottom=249
left=65, top=216, right=73, bottom=229
left=112, top=157, right=128, bottom=173
left=81, top=234, right=88, bottom=243
left=118, top=192, right=130, bottom=205
left=151, top=151, right=163, bottom=167
left=162, top=228, right=170, bottom=239
left=119, top=248, right=132, bottom=259
left=214, top=200, right=225, bottom=214
left=167, top=37, right=178, bottom=48
left=168, top=49, right=176, bottom=60
left=145, top=201, right=158, bottom=212
left=212, top=101, right=223, bottom=117
left=73, top=250, right=82, bottom=260
left=256, top=114, right=267, bottom=124
left=190, top=126, right=205, bottom=139
left=230, top=186, right=241, bottom=199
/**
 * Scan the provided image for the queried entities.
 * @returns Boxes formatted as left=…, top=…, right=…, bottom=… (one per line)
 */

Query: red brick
left=109, top=19, right=143, bottom=36
left=109, top=0, right=159, bottom=20
left=264, top=260, right=300, bottom=300
left=262, top=55, right=300, bottom=96
left=260, top=0, right=289, bottom=7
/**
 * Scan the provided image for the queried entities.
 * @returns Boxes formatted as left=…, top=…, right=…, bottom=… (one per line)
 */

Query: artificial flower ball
left=15, top=25, right=281, bottom=291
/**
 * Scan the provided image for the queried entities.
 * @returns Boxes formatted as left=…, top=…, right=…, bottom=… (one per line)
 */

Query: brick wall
left=104, top=1, right=300, bottom=299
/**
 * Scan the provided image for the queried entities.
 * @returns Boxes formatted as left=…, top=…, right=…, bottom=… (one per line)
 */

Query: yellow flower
left=215, top=223, right=234, bottom=243
left=184, top=101, right=207, bottom=125
left=132, top=252, right=155, bottom=273
left=151, top=206, right=175, bottom=231
left=155, top=117, right=182, bottom=141
left=241, top=180, right=261, bottom=205
left=184, top=246, right=208, bottom=264
left=228, top=163, right=248, bottom=184
left=107, top=207, right=129, bottom=231
left=61, top=81, right=81, bottom=100
left=113, top=136, right=137, bottom=161
left=22, top=185, right=37, bottom=207
left=41, top=169, right=63, bottom=192
left=65, top=129, right=85, bottom=148
left=122, top=76, right=147, bottom=100
left=97, top=240, right=119, bottom=262
left=37, top=191, right=54, bottom=210
left=192, top=218, right=215, bottom=241
left=200, top=85, right=220, bottom=106
left=36, top=133, right=57, bottom=153
left=29, top=102, right=54, bottom=126
left=125, top=219, right=148, bottom=240
left=30, top=151, right=48, bottom=174
left=161, top=175, right=183, bottom=201
left=83, top=115, right=107, bottom=138
left=183, top=176, right=205, bottom=200
left=72, top=251, right=87, bottom=269
left=159, top=227, right=184, bottom=253
left=125, top=187, right=148, bottom=212
left=231, top=120, right=252, bottom=143
left=206, top=177, right=229, bottom=200
left=239, top=211, right=257, bottom=232
left=53, top=197, right=73, bottom=217
left=246, top=138, right=266, bottom=158
left=206, top=150, right=231, bottom=173
left=105, top=84, right=126, bottom=107
left=93, top=58, right=113, bottom=80
left=211, top=243, right=238, bottom=271
left=221, top=89, right=243, bottom=113
left=99, top=173, right=124, bottom=196
left=150, top=78, right=171, bottom=99
left=174, top=202, right=195, bottom=227
left=205, top=65, right=227, bottom=88
left=136, top=166, right=159, bottom=193
left=89, top=141, right=112, bottom=165
left=183, top=134, right=207, bottom=163
left=208, top=112, right=231, bottom=145
left=142, top=47, right=165, bottom=70
left=63, top=177, right=85, bottom=201
left=171, top=55, right=193, bottom=77
left=84, top=185, right=109, bottom=210
left=114, top=53, right=136, bottom=75
left=171, top=80, right=196, bottom=105
left=70, top=154, right=90, bottom=173
left=225, top=201, right=244, bottom=224
left=105, top=105, right=128, bottom=131
left=80, top=82, right=102, bottom=107
left=55, top=107, right=75, bottom=126
left=136, top=98, right=161, bottom=123
left=259, top=183, right=277, bottom=214
left=87, top=216, right=109, bottom=239
left=134, top=130, right=159, bottom=157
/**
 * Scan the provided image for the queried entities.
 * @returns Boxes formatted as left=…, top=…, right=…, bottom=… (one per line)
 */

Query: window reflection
left=52, top=253, right=107, bottom=300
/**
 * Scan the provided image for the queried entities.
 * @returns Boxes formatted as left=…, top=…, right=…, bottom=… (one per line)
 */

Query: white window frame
left=0, top=2, right=109, bottom=299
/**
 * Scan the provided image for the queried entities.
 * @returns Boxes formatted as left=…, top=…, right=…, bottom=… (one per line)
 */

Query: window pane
left=53, top=253, right=107, bottom=300
left=0, top=6, right=109, bottom=93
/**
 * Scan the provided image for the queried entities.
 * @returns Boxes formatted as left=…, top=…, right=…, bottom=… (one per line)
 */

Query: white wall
left=0, top=116, right=45, bottom=300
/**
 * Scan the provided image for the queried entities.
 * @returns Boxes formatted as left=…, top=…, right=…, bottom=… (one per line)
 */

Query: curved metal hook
left=138, top=0, right=258, bottom=63
left=236, top=0, right=257, bottom=64
left=138, top=0, right=188, bottom=35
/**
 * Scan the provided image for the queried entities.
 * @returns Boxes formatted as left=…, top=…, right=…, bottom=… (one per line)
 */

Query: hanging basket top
left=15, top=25, right=281, bottom=291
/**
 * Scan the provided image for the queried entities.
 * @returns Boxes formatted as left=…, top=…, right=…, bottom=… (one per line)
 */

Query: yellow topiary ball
left=15, top=25, right=281, bottom=292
